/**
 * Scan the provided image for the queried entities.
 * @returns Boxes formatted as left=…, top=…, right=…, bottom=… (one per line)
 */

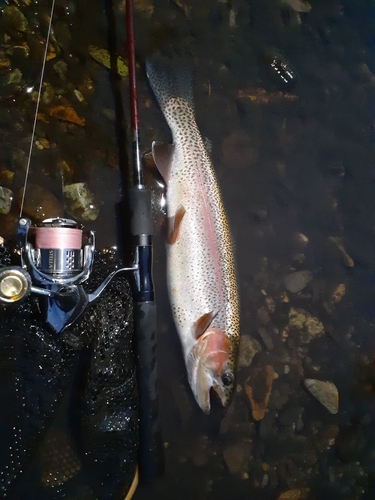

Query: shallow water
left=1, top=0, right=375, bottom=499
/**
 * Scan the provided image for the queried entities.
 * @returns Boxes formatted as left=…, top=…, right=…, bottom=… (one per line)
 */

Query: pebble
left=19, top=184, right=63, bottom=221
left=304, top=379, right=339, bottom=414
left=6, top=68, right=22, bottom=85
left=63, top=182, right=99, bottom=221
left=330, top=283, right=346, bottom=303
left=245, top=365, right=277, bottom=421
left=257, top=327, right=274, bottom=350
left=278, top=488, right=310, bottom=500
left=0, top=187, right=13, bottom=214
left=222, top=439, right=251, bottom=475
left=284, top=307, right=324, bottom=343
left=238, top=335, right=261, bottom=368
left=257, top=306, right=270, bottom=325
left=284, top=270, right=313, bottom=293
left=53, top=60, right=68, bottom=80
left=2, top=6, right=28, bottom=33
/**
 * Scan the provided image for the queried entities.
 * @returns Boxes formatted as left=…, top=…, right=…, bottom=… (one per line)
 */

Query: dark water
left=1, top=0, right=375, bottom=499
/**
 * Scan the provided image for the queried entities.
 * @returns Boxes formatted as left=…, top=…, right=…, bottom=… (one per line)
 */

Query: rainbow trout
left=146, top=60, right=240, bottom=413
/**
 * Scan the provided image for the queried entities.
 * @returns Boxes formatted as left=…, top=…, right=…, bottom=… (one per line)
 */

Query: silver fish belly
left=147, top=61, right=240, bottom=413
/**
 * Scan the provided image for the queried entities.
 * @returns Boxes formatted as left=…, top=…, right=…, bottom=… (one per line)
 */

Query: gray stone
left=284, top=270, right=313, bottom=293
left=304, top=379, right=339, bottom=414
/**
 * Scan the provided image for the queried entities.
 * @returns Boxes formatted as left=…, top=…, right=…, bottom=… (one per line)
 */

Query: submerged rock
left=2, top=6, right=28, bottom=33
left=223, top=439, right=252, bottom=475
left=278, top=488, right=310, bottom=500
left=19, top=184, right=63, bottom=221
left=63, top=182, right=99, bottom=221
left=284, top=307, right=324, bottom=343
left=284, top=270, right=312, bottom=293
left=238, top=335, right=261, bottom=368
left=0, top=187, right=13, bottom=215
left=304, top=379, right=339, bottom=414
left=245, top=365, right=277, bottom=421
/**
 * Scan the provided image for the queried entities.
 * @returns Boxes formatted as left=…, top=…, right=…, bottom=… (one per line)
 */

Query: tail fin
left=146, top=58, right=194, bottom=114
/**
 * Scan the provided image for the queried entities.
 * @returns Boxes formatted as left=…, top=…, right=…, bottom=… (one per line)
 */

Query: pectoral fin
left=168, top=204, right=186, bottom=244
left=152, top=141, right=175, bottom=184
left=194, top=310, right=218, bottom=339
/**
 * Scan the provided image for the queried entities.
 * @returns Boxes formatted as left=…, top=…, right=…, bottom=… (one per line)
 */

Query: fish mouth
left=187, top=328, right=234, bottom=413
left=193, top=364, right=230, bottom=414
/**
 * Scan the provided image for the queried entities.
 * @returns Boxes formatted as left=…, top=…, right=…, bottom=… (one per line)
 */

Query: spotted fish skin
left=146, top=60, right=240, bottom=413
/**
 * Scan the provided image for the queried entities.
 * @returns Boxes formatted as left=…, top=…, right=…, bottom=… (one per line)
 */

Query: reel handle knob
left=0, top=267, right=32, bottom=304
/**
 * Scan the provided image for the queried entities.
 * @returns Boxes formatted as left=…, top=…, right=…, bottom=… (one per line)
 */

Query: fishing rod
left=125, top=0, right=163, bottom=483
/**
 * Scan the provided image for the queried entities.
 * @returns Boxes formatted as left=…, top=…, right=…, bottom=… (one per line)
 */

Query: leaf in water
left=48, top=105, right=85, bottom=126
left=88, top=45, right=128, bottom=77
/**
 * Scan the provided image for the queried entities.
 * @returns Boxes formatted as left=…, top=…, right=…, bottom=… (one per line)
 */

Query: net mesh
left=0, top=245, right=138, bottom=499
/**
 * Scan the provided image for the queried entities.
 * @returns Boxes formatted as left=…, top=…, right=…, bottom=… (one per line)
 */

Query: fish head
left=187, top=328, right=235, bottom=414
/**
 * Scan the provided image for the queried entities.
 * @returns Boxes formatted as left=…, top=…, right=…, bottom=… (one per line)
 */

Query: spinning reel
left=0, top=217, right=134, bottom=333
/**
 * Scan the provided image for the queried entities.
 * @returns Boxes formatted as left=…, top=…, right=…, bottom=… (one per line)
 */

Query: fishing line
left=19, top=0, right=56, bottom=217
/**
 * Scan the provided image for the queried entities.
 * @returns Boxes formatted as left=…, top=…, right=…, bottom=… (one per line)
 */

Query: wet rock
left=284, top=270, right=313, bottom=293
left=223, top=439, right=251, bottom=475
left=54, top=21, right=71, bottom=53
left=53, top=60, right=68, bottom=80
left=11, top=148, right=28, bottom=171
left=284, top=308, right=324, bottom=343
left=257, top=306, right=270, bottom=325
left=330, top=283, right=346, bottom=303
left=0, top=169, right=15, bottom=188
left=278, top=488, right=310, bottom=500
left=0, top=187, right=13, bottom=214
left=257, top=327, right=274, bottom=350
left=74, top=89, right=85, bottom=103
left=304, top=379, right=339, bottom=414
left=134, top=0, right=154, bottom=18
left=245, top=365, right=277, bottom=421
left=238, top=335, right=261, bottom=368
left=19, top=184, right=63, bottom=221
left=2, top=6, right=28, bottom=33
left=41, top=83, right=55, bottom=106
left=265, top=296, right=275, bottom=313
left=294, top=233, right=309, bottom=245
left=6, top=68, right=23, bottom=85
left=63, top=182, right=99, bottom=221
left=35, top=138, right=50, bottom=150
left=0, top=53, right=11, bottom=69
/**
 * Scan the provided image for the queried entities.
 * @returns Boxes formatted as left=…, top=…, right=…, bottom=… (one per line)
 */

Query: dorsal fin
left=194, top=310, right=218, bottom=339
left=152, top=141, right=175, bottom=184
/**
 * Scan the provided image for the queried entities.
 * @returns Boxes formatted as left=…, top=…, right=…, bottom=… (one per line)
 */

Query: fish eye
left=222, top=372, right=234, bottom=387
